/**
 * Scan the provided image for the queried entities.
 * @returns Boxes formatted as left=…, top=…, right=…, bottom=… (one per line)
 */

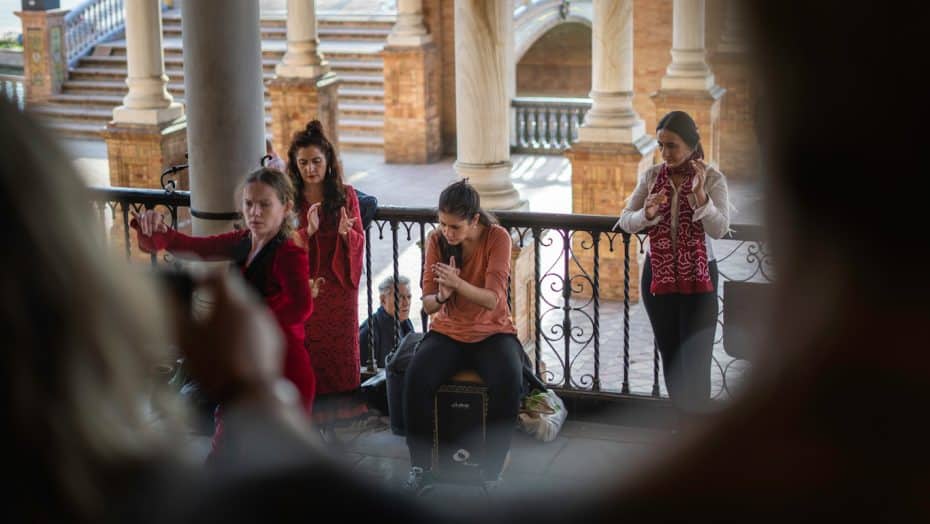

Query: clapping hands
left=433, top=256, right=461, bottom=302
left=337, top=206, right=356, bottom=237
left=132, top=209, right=169, bottom=236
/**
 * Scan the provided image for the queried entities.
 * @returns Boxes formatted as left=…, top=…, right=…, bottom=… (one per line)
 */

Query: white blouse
left=614, top=163, right=732, bottom=261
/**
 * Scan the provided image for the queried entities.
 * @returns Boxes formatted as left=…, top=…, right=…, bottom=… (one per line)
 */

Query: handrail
left=511, top=96, right=592, bottom=154
left=63, top=0, right=126, bottom=67
left=87, top=185, right=768, bottom=399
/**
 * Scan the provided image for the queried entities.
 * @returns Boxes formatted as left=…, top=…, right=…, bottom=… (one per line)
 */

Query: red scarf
left=646, top=156, right=713, bottom=295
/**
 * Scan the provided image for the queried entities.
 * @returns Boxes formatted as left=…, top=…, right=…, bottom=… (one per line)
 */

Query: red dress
left=296, top=185, right=366, bottom=424
left=131, top=224, right=317, bottom=412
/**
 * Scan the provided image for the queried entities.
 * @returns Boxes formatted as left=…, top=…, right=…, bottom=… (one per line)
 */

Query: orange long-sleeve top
left=422, top=224, right=517, bottom=343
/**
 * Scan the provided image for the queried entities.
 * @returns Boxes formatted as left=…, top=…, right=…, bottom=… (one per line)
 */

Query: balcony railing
left=0, top=73, right=24, bottom=110
left=64, top=0, right=126, bottom=66
left=511, top=97, right=591, bottom=155
left=88, top=185, right=771, bottom=402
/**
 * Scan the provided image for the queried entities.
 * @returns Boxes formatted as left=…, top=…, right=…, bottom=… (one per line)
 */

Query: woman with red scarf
left=616, top=111, right=731, bottom=419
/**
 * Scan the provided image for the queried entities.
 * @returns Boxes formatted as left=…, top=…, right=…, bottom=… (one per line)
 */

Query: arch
left=516, top=22, right=591, bottom=97
left=514, top=0, right=592, bottom=62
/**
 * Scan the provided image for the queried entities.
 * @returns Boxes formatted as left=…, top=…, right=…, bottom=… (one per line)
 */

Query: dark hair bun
left=306, top=120, right=325, bottom=136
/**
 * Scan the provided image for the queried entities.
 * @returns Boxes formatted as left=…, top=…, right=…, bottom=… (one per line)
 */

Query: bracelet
left=435, top=293, right=449, bottom=305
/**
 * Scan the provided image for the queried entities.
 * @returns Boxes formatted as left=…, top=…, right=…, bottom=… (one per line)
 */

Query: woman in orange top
left=402, top=180, right=522, bottom=493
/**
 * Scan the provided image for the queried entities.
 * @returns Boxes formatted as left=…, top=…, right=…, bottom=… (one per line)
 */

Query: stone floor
left=336, top=418, right=674, bottom=503
left=186, top=414, right=681, bottom=505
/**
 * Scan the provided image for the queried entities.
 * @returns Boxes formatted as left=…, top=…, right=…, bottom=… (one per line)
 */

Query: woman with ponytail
left=287, top=120, right=367, bottom=433
left=615, top=110, right=731, bottom=424
left=401, top=179, right=523, bottom=494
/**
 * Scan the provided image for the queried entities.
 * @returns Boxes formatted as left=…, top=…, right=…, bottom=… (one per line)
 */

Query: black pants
left=642, top=255, right=719, bottom=413
left=403, top=331, right=522, bottom=479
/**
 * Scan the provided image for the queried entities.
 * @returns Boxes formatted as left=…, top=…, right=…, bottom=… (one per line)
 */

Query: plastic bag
left=517, top=389, right=567, bottom=442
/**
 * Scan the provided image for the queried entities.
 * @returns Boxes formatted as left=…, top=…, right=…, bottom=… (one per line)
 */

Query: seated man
left=359, top=275, right=415, bottom=368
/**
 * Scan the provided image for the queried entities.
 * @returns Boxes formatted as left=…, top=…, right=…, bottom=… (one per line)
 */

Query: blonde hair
left=238, top=167, right=298, bottom=237
left=0, top=100, right=185, bottom=522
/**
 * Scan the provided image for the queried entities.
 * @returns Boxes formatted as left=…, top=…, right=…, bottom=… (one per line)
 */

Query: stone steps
left=35, top=12, right=390, bottom=149
left=161, top=23, right=391, bottom=42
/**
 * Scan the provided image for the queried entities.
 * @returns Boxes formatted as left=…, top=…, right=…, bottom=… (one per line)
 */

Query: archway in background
left=516, top=22, right=592, bottom=98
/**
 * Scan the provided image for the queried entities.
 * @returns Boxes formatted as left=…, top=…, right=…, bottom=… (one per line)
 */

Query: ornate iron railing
left=511, top=97, right=591, bottom=154
left=64, top=0, right=126, bottom=66
left=0, top=73, right=24, bottom=110
left=87, top=185, right=771, bottom=402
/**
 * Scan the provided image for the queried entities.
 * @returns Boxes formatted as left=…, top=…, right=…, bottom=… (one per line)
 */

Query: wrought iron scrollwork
left=161, top=157, right=189, bottom=194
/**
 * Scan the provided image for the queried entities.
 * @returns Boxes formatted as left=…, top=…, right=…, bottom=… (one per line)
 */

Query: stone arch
left=514, top=0, right=593, bottom=61
left=515, top=22, right=592, bottom=97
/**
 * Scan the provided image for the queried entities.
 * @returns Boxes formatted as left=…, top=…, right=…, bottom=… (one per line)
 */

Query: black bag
left=385, top=331, right=425, bottom=435
left=360, top=369, right=389, bottom=415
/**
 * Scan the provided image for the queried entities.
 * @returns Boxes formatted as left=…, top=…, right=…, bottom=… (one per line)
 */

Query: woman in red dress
left=287, top=120, right=367, bottom=431
left=131, top=167, right=316, bottom=453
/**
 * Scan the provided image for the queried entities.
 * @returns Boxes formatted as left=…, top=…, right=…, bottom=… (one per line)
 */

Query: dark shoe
left=402, top=466, right=433, bottom=496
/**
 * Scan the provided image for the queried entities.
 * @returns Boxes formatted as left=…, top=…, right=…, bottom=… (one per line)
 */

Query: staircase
left=28, top=10, right=392, bottom=151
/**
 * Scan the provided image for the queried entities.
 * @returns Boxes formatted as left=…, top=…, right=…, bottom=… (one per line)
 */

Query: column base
left=651, top=85, right=725, bottom=166
left=103, top=117, right=188, bottom=189
left=383, top=42, right=442, bottom=164
left=112, top=103, right=184, bottom=126
left=268, top=72, right=341, bottom=156
left=454, top=161, right=526, bottom=211
left=565, top=140, right=656, bottom=301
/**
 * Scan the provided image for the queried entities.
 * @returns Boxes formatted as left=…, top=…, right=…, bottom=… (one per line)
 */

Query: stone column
left=15, top=8, right=66, bottom=104
left=453, top=0, right=524, bottom=210
left=710, top=0, right=757, bottom=178
left=268, top=0, right=340, bottom=156
left=565, top=0, right=655, bottom=301
left=652, top=0, right=725, bottom=165
left=104, top=0, right=187, bottom=190
left=383, top=0, right=441, bottom=163
left=182, top=0, right=266, bottom=236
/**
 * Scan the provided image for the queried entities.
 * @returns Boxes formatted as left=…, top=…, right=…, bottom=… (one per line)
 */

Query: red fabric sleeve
left=130, top=218, right=247, bottom=260
left=329, top=186, right=365, bottom=289
left=270, top=242, right=314, bottom=325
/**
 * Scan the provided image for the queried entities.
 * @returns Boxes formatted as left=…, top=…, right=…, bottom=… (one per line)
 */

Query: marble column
left=566, top=0, right=655, bottom=301
left=453, top=0, right=524, bottom=210
left=104, top=0, right=186, bottom=190
left=182, top=0, right=266, bottom=235
left=113, top=0, right=183, bottom=125
left=652, top=0, right=725, bottom=164
left=577, top=0, right=648, bottom=146
left=383, top=0, right=440, bottom=163
left=387, top=0, right=431, bottom=46
left=268, top=0, right=340, bottom=156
